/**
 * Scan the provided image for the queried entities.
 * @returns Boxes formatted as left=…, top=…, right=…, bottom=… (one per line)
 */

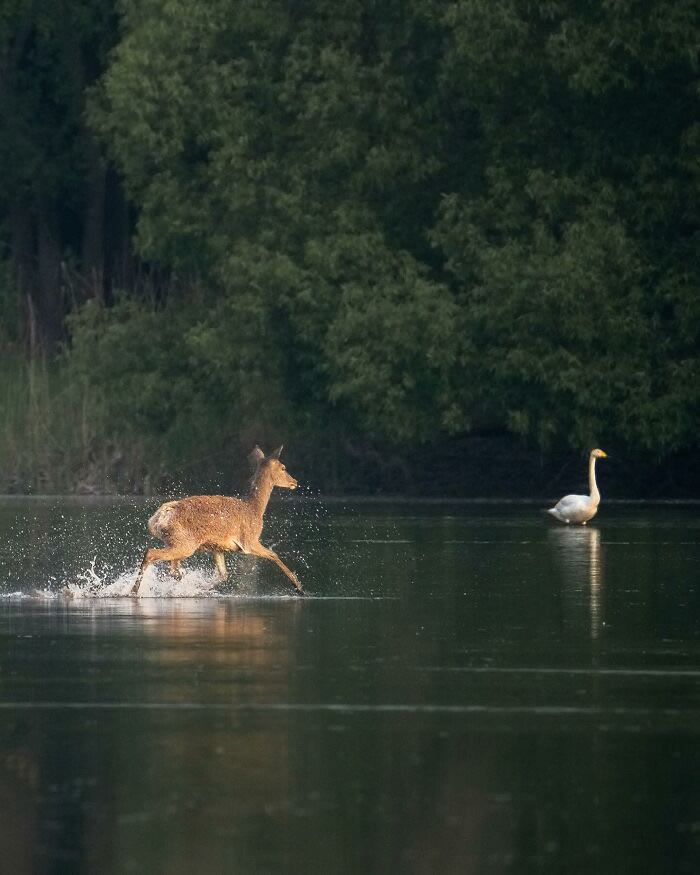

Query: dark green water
left=0, top=497, right=698, bottom=874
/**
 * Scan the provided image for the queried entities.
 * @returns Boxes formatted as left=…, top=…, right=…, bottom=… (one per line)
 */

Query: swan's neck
left=589, top=454, right=600, bottom=504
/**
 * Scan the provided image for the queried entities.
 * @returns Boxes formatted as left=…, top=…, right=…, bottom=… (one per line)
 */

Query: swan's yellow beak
left=598, top=449, right=608, bottom=458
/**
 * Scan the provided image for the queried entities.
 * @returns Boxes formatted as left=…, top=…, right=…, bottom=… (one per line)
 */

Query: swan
left=547, top=449, right=608, bottom=525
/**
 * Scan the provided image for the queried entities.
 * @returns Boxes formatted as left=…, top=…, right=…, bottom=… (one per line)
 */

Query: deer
left=130, top=445, right=304, bottom=596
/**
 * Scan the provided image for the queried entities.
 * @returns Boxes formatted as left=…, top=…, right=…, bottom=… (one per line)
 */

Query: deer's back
left=149, top=495, right=262, bottom=551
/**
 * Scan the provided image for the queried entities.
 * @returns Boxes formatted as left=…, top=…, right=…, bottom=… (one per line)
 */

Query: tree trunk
left=81, top=135, right=107, bottom=303
left=10, top=204, right=37, bottom=350
left=37, top=212, right=63, bottom=351
left=104, top=166, right=134, bottom=300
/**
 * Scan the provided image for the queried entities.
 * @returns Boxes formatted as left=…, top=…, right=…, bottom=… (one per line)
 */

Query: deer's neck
left=246, top=472, right=274, bottom=518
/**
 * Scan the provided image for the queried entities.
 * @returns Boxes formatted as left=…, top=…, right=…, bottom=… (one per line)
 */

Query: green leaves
left=317, top=235, right=463, bottom=441
left=72, top=0, right=700, bottom=463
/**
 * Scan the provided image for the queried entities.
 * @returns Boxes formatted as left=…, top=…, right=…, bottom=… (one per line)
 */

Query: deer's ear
left=248, top=446, right=265, bottom=468
left=271, top=445, right=283, bottom=459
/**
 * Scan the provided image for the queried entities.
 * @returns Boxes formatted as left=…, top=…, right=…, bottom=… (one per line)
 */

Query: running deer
left=131, top=446, right=304, bottom=596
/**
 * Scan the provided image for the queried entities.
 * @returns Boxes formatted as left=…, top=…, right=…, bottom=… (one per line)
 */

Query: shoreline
left=1, top=493, right=699, bottom=506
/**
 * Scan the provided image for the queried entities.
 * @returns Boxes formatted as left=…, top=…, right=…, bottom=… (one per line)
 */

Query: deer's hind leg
left=131, top=543, right=196, bottom=595
left=212, top=550, right=227, bottom=581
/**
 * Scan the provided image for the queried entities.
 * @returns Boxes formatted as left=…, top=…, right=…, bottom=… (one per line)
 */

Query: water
left=0, top=496, right=698, bottom=874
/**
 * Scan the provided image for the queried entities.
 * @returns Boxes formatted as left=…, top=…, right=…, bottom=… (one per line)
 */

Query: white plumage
left=547, top=449, right=608, bottom=525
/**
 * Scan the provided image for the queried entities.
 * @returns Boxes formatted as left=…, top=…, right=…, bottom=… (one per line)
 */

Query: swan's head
left=591, top=448, right=607, bottom=459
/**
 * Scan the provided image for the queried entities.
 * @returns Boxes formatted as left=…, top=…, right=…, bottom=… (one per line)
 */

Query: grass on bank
left=0, top=349, right=149, bottom=494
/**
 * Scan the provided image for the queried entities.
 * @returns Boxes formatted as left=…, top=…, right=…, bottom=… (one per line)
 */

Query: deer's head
left=249, top=445, right=298, bottom=490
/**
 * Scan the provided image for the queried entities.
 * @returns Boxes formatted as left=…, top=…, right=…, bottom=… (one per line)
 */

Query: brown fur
left=131, top=446, right=304, bottom=595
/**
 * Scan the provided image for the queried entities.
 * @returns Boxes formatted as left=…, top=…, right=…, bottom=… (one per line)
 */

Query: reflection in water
left=0, top=721, right=40, bottom=874
left=588, top=527, right=602, bottom=638
left=548, top=526, right=603, bottom=639
left=1, top=500, right=699, bottom=874
left=0, top=598, right=306, bottom=873
left=128, top=597, right=306, bottom=672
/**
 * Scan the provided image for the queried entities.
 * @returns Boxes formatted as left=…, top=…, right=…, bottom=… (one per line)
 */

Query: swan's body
left=547, top=449, right=608, bottom=525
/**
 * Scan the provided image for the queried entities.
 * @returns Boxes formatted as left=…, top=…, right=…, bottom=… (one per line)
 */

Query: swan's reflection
left=548, top=526, right=602, bottom=639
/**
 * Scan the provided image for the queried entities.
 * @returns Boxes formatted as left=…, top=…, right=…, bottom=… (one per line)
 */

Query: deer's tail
left=148, top=501, right=179, bottom=540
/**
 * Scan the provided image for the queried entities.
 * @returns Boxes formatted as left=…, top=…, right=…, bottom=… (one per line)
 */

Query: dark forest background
left=1, top=0, right=698, bottom=497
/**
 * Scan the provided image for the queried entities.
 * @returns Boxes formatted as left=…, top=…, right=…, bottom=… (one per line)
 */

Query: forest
left=1, top=0, right=698, bottom=497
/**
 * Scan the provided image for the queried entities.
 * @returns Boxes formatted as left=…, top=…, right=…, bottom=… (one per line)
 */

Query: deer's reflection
left=0, top=596, right=308, bottom=874
left=548, top=526, right=603, bottom=639
left=107, top=597, right=303, bottom=667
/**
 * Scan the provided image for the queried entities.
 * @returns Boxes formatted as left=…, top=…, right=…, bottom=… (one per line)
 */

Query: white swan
left=547, top=449, right=608, bottom=525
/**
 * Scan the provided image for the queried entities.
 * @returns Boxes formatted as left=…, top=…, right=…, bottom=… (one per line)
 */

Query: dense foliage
left=1, top=0, right=698, bottom=492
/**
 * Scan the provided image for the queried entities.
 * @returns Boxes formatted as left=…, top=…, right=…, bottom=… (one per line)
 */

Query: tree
left=0, top=0, right=119, bottom=348
left=89, top=0, right=460, bottom=444
left=433, top=0, right=700, bottom=452
left=82, top=0, right=699, bottom=465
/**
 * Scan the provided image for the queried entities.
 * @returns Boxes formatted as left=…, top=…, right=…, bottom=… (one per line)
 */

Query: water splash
left=61, top=564, right=224, bottom=599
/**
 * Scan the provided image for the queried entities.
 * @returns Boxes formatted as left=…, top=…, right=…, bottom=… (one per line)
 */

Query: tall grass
left=0, top=348, right=149, bottom=494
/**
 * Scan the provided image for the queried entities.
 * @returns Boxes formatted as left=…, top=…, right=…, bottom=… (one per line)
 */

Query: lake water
left=0, top=496, right=698, bottom=874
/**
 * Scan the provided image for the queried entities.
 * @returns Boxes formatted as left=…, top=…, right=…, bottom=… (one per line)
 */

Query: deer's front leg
left=249, top=543, right=305, bottom=596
